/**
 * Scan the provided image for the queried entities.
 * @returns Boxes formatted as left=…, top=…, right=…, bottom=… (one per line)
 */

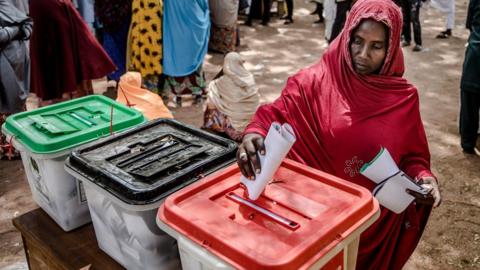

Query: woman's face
left=350, top=19, right=388, bottom=75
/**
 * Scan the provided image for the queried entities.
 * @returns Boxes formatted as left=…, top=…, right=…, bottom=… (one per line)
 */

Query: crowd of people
left=0, top=0, right=479, bottom=268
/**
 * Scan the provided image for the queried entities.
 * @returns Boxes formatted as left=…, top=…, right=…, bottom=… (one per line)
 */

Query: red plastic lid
left=158, top=159, right=379, bottom=270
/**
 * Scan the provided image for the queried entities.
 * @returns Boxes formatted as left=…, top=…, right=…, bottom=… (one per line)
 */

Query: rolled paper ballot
left=240, top=122, right=296, bottom=200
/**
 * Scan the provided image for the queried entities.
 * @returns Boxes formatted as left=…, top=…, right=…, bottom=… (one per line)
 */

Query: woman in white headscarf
left=208, top=0, right=239, bottom=53
left=203, top=52, right=259, bottom=141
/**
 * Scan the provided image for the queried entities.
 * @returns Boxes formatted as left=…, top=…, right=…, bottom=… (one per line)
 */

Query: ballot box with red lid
left=156, top=159, right=380, bottom=270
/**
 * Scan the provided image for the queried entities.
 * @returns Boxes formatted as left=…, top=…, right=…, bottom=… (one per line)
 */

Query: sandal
left=174, top=95, right=182, bottom=107
left=436, top=30, right=452, bottom=39
left=401, top=40, right=411, bottom=47
left=193, top=95, right=204, bottom=105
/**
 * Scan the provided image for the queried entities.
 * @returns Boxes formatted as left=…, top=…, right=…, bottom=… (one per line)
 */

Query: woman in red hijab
left=237, top=0, right=441, bottom=268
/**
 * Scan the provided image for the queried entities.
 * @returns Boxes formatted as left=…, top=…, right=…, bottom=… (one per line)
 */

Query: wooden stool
left=12, top=208, right=123, bottom=270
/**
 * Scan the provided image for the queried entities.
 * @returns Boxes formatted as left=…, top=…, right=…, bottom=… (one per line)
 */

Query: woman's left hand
left=406, top=176, right=442, bottom=207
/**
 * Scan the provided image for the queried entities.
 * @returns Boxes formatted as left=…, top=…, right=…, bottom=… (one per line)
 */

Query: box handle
left=68, top=112, right=97, bottom=127
left=227, top=193, right=300, bottom=230
left=29, top=115, right=78, bottom=134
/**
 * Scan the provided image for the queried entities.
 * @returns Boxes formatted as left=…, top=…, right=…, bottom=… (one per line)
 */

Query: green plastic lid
left=3, top=95, right=145, bottom=154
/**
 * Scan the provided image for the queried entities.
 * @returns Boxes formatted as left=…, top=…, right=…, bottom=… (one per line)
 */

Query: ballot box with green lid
left=157, top=159, right=381, bottom=270
left=1, top=95, right=145, bottom=231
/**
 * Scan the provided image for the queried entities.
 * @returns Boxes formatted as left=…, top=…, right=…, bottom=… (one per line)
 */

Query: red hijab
left=245, top=0, right=434, bottom=268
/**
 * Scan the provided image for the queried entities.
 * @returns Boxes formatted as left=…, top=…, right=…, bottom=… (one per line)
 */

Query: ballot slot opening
left=226, top=192, right=300, bottom=230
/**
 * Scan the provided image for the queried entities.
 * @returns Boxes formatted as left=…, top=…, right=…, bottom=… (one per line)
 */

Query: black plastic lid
left=66, top=119, right=237, bottom=205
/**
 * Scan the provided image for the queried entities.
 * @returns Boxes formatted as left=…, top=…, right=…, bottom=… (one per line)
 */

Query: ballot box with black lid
left=65, top=119, right=237, bottom=270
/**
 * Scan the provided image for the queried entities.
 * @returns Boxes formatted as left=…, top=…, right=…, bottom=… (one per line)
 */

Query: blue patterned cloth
left=163, top=0, right=210, bottom=76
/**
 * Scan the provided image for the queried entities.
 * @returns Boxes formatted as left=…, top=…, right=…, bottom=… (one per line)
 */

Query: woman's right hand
left=236, top=133, right=266, bottom=180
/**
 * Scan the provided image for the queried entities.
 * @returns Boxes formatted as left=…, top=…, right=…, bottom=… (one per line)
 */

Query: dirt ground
left=1, top=0, right=479, bottom=269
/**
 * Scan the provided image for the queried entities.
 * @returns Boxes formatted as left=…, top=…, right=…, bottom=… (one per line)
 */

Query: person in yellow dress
left=129, top=0, right=165, bottom=99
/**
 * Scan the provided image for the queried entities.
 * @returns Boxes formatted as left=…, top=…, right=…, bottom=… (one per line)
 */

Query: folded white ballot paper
left=360, top=147, right=429, bottom=214
left=240, top=122, right=296, bottom=200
